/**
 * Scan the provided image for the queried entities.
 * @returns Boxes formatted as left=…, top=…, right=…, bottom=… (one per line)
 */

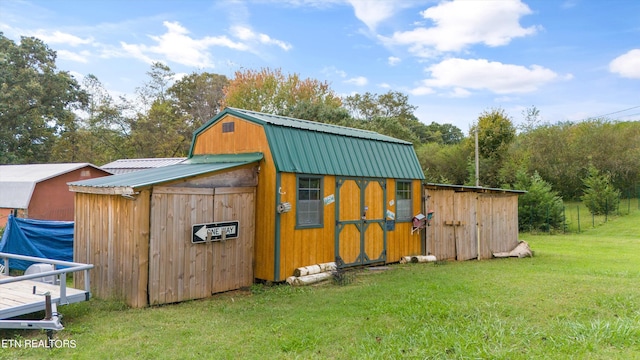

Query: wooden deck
left=0, top=274, right=90, bottom=319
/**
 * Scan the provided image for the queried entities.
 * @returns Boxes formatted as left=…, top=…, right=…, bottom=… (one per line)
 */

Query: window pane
left=397, top=199, right=411, bottom=220
left=396, top=181, right=412, bottom=220
left=297, top=177, right=323, bottom=227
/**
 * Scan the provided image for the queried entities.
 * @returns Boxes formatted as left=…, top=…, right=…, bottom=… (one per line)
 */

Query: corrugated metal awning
left=69, top=153, right=263, bottom=195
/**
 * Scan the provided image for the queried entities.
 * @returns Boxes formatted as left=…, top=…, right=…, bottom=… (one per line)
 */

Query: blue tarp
left=0, top=215, right=74, bottom=270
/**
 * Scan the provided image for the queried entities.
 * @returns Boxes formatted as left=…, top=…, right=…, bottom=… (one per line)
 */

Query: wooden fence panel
left=454, top=192, right=478, bottom=261
left=425, top=189, right=456, bottom=260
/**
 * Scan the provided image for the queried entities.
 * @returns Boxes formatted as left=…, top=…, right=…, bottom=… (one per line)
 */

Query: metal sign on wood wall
left=192, top=221, right=239, bottom=243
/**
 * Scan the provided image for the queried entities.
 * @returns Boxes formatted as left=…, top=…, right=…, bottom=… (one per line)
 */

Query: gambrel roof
left=190, top=108, right=425, bottom=180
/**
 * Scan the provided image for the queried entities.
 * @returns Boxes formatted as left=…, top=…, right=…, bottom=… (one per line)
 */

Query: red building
left=0, top=163, right=111, bottom=227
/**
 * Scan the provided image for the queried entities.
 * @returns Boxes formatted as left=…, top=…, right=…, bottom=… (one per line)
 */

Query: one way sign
left=192, top=221, right=239, bottom=243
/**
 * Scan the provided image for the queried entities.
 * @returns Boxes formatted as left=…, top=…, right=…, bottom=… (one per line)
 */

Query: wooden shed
left=0, top=163, right=111, bottom=227
left=424, top=183, right=525, bottom=261
left=70, top=108, right=426, bottom=307
left=191, top=108, right=426, bottom=282
left=69, top=154, right=262, bottom=307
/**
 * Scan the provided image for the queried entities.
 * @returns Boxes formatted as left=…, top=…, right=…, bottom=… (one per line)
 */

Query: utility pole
left=475, top=125, right=479, bottom=187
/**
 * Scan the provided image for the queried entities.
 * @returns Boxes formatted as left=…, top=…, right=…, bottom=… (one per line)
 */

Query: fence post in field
left=577, top=205, right=580, bottom=233
left=605, top=198, right=608, bottom=223
left=563, top=206, right=566, bottom=233
left=530, top=205, right=534, bottom=233
left=546, top=205, right=550, bottom=234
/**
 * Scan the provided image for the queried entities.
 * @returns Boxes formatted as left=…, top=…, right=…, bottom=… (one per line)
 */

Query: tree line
left=2, top=34, right=639, bottom=210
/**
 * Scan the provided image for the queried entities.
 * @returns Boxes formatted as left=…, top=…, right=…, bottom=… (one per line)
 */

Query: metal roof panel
left=69, top=153, right=263, bottom=192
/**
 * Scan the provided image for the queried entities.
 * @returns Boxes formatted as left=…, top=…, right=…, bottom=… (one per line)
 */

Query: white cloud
left=381, top=0, right=538, bottom=56
left=33, top=30, right=93, bottom=46
left=56, top=49, right=90, bottom=63
left=346, top=0, right=403, bottom=30
left=388, top=56, right=401, bottom=66
left=120, top=42, right=156, bottom=65
left=120, top=21, right=250, bottom=68
left=447, top=87, right=471, bottom=98
left=409, top=86, right=435, bottom=96
left=230, top=25, right=292, bottom=51
left=322, top=66, right=347, bottom=78
left=424, top=58, right=559, bottom=94
left=345, top=76, right=368, bottom=86
left=378, top=82, right=391, bottom=88
left=172, top=72, right=188, bottom=83
left=609, top=49, right=640, bottom=79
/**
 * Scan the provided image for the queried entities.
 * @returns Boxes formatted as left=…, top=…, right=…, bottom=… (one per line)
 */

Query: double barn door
left=148, top=186, right=255, bottom=305
left=335, top=178, right=387, bottom=268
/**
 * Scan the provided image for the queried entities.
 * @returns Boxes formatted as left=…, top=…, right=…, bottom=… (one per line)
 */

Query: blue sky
left=1, top=0, right=639, bottom=132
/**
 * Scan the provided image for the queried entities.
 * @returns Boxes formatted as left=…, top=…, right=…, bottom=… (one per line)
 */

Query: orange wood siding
left=192, top=115, right=267, bottom=155
left=191, top=115, right=275, bottom=281
left=386, top=179, right=423, bottom=263
left=277, top=173, right=335, bottom=279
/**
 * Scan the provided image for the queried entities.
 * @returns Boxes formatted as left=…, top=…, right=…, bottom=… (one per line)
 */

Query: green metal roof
left=69, top=153, right=263, bottom=192
left=190, top=108, right=425, bottom=180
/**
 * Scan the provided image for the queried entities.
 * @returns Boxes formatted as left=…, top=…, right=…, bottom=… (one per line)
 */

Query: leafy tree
left=344, top=91, right=417, bottom=121
left=471, top=108, right=516, bottom=188
left=519, top=105, right=542, bottom=133
left=474, top=108, right=516, bottom=159
left=514, top=171, right=564, bottom=232
left=221, top=67, right=342, bottom=121
left=343, top=91, right=454, bottom=144
left=581, top=165, right=621, bottom=215
left=425, top=122, right=464, bottom=144
left=361, top=116, right=419, bottom=143
left=168, top=72, right=228, bottom=129
left=136, top=62, right=173, bottom=111
left=417, top=142, right=470, bottom=184
left=0, top=33, right=88, bottom=164
left=286, top=100, right=353, bottom=127
left=572, top=119, right=640, bottom=195
left=130, top=63, right=188, bottom=157
left=130, top=99, right=187, bottom=157
left=524, top=119, right=640, bottom=199
left=51, top=74, right=135, bottom=164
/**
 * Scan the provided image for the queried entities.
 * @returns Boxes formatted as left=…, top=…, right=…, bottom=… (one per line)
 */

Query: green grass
left=561, top=197, right=639, bottom=233
left=2, top=208, right=639, bottom=359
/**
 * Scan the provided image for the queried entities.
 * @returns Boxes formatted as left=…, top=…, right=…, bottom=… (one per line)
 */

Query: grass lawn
left=2, top=209, right=639, bottom=359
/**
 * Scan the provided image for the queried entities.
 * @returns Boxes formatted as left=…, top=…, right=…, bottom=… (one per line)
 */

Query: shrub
left=581, top=165, right=621, bottom=215
left=515, top=171, right=564, bottom=231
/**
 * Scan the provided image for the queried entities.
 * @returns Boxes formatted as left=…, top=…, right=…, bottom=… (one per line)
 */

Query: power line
left=613, top=112, right=640, bottom=121
left=589, top=105, right=640, bottom=119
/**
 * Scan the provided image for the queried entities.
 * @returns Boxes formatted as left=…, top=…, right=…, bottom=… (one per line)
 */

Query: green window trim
left=396, top=180, right=412, bottom=222
left=296, top=175, right=324, bottom=229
